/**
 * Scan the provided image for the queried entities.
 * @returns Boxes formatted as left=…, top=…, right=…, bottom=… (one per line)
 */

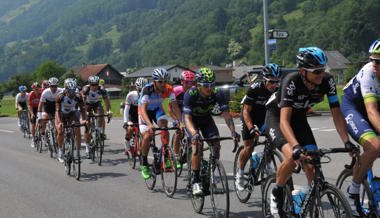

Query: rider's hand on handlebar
left=344, top=141, right=359, bottom=157
left=292, top=144, right=304, bottom=161
left=107, top=110, right=113, bottom=119
left=248, top=125, right=260, bottom=137
left=191, top=133, right=202, bottom=144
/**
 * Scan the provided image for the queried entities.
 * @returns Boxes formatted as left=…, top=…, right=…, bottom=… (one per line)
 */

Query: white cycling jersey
left=41, top=88, right=63, bottom=103
left=16, top=92, right=28, bottom=103
left=123, top=90, right=139, bottom=123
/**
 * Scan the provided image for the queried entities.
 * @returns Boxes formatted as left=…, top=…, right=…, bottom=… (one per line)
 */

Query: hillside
left=0, top=0, right=379, bottom=81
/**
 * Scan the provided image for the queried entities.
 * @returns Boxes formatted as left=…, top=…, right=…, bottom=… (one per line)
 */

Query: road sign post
left=268, top=29, right=289, bottom=39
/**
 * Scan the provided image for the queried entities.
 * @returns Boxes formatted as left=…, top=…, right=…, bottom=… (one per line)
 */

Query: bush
left=229, top=87, right=248, bottom=113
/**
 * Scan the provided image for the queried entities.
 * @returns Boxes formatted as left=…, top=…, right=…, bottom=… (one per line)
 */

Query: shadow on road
left=80, top=172, right=127, bottom=182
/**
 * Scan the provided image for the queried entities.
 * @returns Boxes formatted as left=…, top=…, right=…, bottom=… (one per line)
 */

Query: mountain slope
left=0, top=0, right=379, bottom=81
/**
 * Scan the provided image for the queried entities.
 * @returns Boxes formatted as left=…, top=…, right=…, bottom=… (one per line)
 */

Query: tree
left=34, top=60, right=67, bottom=81
left=227, top=39, right=243, bottom=60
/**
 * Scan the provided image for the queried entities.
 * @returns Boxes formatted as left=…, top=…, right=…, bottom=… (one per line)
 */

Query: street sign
left=272, top=30, right=289, bottom=39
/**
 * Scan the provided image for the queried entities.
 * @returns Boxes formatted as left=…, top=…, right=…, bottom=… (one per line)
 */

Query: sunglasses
left=90, top=83, right=99, bottom=86
left=303, top=67, right=325, bottom=75
left=265, top=78, right=280, bottom=84
left=184, top=81, right=196, bottom=86
left=370, top=58, right=380, bottom=65
left=198, top=82, right=215, bottom=88
left=50, top=85, right=57, bottom=88
left=155, top=80, right=167, bottom=84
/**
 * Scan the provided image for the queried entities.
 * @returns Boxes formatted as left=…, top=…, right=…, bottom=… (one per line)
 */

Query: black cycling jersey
left=265, top=72, right=339, bottom=149
left=183, top=87, right=228, bottom=117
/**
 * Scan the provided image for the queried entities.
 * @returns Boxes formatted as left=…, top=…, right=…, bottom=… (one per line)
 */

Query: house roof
left=125, top=65, right=192, bottom=78
left=325, top=51, right=351, bottom=71
left=75, top=64, right=108, bottom=81
left=232, top=65, right=263, bottom=79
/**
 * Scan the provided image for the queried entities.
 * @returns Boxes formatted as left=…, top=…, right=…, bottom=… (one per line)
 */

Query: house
left=74, top=63, right=124, bottom=98
left=124, top=65, right=193, bottom=83
left=325, top=51, right=352, bottom=84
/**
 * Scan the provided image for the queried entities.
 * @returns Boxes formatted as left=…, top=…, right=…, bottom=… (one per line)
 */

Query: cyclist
left=56, top=78, right=87, bottom=163
left=265, top=47, right=353, bottom=217
left=37, top=77, right=63, bottom=145
left=15, top=85, right=29, bottom=127
left=138, top=68, right=183, bottom=180
left=172, top=70, right=196, bottom=167
left=82, top=75, right=112, bottom=156
left=123, top=77, right=148, bottom=155
left=235, top=63, right=282, bottom=191
left=28, top=82, right=42, bottom=148
left=41, top=80, right=48, bottom=90
left=340, top=39, right=380, bottom=215
left=183, top=67, right=240, bottom=195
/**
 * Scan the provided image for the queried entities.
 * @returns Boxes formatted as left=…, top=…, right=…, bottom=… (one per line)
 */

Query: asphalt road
left=0, top=115, right=378, bottom=218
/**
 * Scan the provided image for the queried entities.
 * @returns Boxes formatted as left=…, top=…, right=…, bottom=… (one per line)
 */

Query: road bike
left=19, top=109, right=31, bottom=138
left=262, top=147, right=353, bottom=218
left=144, top=127, right=179, bottom=198
left=233, top=134, right=283, bottom=203
left=125, top=123, right=142, bottom=169
left=63, top=122, right=85, bottom=180
left=87, top=111, right=110, bottom=166
left=336, top=149, right=380, bottom=217
left=188, top=136, right=238, bottom=218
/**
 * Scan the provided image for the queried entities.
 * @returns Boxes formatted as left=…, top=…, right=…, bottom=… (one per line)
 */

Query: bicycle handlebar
left=88, top=113, right=111, bottom=123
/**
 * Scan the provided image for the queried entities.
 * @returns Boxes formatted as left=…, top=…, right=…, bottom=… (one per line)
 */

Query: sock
left=238, top=168, right=244, bottom=176
left=142, top=156, right=148, bottom=165
left=349, top=181, right=360, bottom=194
left=125, top=139, right=130, bottom=149
left=192, top=170, right=200, bottom=183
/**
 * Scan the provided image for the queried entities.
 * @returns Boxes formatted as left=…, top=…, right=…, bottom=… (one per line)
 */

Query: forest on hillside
left=0, top=0, right=379, bottom=81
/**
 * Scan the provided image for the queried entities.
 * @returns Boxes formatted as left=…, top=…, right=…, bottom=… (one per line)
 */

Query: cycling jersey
left=183, top=87, right=228, bottom=117
left=124, top=90, right=139, bottom=124
left=56, top=91, right=83, bottom=115
left=341, top=62, right=380, bottom=144
left=265, top=72, right=339, bottom=149
left=139, top=83, right=176, bottom=112
left=240, top=80, right=272, bottom=140
left=28, top=91, right=42, bottom=109
left=82, top=85, right=108, bottom=104
left=173, top=85, right=185, bottom=110
left=40, top=88, right=63, bottom=114
left=16, top=92, right=28, bottom=110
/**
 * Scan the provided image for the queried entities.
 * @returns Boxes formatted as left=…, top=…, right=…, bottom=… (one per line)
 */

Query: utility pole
left=263, top=0, right=269, bottom=65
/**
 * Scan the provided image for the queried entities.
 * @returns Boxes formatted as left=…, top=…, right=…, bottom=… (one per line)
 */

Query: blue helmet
left=19, top=85, right=27, bottom=92
left=262, top=63, right=282, bottom=79
left=296, top=47, right=327, bottom=68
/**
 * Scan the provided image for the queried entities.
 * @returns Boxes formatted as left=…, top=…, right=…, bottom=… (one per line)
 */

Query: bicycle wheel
left=171, top=134, right=184, bottom=177
left=26, top=115, right=31, bottom=139
left=161, top=146, right=178, bottom=198
left=64, top=139, right=72, bottom=176
left=94, top=130, right=104, bottom=166
left=45, top=128, right=54, bottom=158
left=262, top=174, right=294, bottom=218
left=144, top=145, right=157, bottom=190
left=336, top=168, right=374, bottom=217
left=233, top=146, right=252, bottom=203
left=309, top=183, right=353, bottom=218
left=191, top=179, right=205, bottom=214
left=72, top=142, right=81, bottom=180
left=128, top=132, right=137, bottom=169
left=210, top=159, right=230, bottom=218
left=36, top=128, right=43, bottom=153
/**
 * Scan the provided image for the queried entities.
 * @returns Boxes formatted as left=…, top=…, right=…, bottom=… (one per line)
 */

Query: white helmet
left=152, top=68, right=169, bottom=81
left=64, top=78, right=77, bottom=90
left=88, top=75, right=100, bottom=84
left=48, top=77, right=59, bottom=86
left=135, top=77, right=148, bottom=89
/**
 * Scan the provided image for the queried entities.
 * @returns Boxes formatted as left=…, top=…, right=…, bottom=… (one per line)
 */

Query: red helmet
left=180, top=70, right=195, bottom=82
left=41, top=80, right=48, bottom=89
left=31, top=82, right=41, bottom=89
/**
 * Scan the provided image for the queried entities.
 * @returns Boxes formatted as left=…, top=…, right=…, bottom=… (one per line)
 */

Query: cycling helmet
left=369, top=39, right=380, bottom=56
left=196, top=67, right=215, bottom=83
left=31, top=82, right=41, bottom=89
left=41, top=80, right=48, bottom=89
left=180, top=70, right=196, bottom=82
left=48, top=77, right=59, bottom=86
left=296, top=47, right=327, bottom=68
left=19, top=85, right=27, bottom=92
left=99, top=79, right=105, bottom=86
left=135, top=77, right=148, bottom=89
left=88, top=75, right=100, bottom=84
left=152, top=68, right=169, bottom=81
left=64, top=78, right=77, bottom=90
left=262, top=63, right=282, bottom=79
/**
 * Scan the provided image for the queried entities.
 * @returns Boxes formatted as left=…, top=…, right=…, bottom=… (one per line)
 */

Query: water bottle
left=372, top=177, right=380, bottom=201
left=292, top=185, right=309, bottom=214
left=251, top=151, right=263, bottom=169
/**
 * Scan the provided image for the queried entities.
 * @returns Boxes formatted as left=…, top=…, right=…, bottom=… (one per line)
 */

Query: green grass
left=0, top=96, right=125, bottom=117
left=312, top=86, right=343, bottom=111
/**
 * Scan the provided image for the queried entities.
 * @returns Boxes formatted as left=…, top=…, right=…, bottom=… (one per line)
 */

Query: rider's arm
left=279, top=106, right=298, bottom=147
left=330, top=107, right=350, bottom=143
left=365, top=102, right=380, bottom=133
left=104, top=95, right=111, bottom=112
left=170, top=99, right=182, bottom=123
left=216, top=88, right=236, bottom=134
left=242, top=104, right=254, bottom=130
left=221, top=110, right=236, bottom=133
left=55, top=94, right=62, bottom=123
left=123, top=101, right=130, bottom=123
left=15, top=94, right=19, bottom=110
left=141, top=102, right=153, bottom=128
left=27, top=92, right=34, bottom=115
left=184, top=114, right=197, bottom=136
left=77, top=93, right=87, bottom=121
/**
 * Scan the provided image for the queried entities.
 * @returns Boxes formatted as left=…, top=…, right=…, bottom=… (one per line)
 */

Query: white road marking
left=0, top=129, right=14, bottom=133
